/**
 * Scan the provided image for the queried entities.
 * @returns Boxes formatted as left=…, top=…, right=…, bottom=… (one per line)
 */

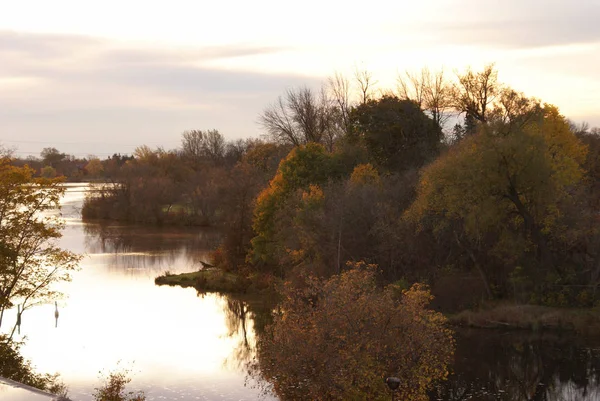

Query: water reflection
left=221, top=295, right=275, bottom=374
left=2, top=185, right=275, bottom=401
left=6, top=184, right=600, bottom=401
left=431, top=329, right=600, bottom=401
left=83, top=223, right=221, bottom=272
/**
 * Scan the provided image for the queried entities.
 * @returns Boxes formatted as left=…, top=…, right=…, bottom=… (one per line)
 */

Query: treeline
left=82, top=64, right=600, bottom=309
left=10, top=147, right=133, bottom=181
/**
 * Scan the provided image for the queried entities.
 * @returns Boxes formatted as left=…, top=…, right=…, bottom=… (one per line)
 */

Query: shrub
left=251, top=262, right=454, bottom=400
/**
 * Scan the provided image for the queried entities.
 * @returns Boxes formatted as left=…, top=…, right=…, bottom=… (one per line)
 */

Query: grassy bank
left=154, top=268, right=276, bottom=295
left=449, top=303, right=600, bottom=335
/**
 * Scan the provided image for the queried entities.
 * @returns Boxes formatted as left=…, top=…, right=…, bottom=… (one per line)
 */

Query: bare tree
left=260, top=86, right=340, bottom=151
left=397, top=69, right=426, bottom=108
left=489, top=89, right=542, bottom=132
left=180, top=129, right=225, bottom=165
left=397, top=67, right=453, bottom=130
left=181, top=130, right=205, bottom=161
left=354, top=67, right=377, bottom=105
left=204, top=129, right=226, bottom=162
left=453, top=64, right=500, bottom=127
left=327, top=72, right=353, bottom=135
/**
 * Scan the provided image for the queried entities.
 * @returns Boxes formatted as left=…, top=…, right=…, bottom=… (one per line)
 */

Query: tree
left=0, top=158, right=81, bottom=333
left=327, top=72, right=353, bottom=135
left=180, top=129, right=226, bottom=166
left=250, top=143, right=340, bottom=267
left=354, top=67, right=377, bottom=104
left=203, top=129, right=226, bottom=163
left=85, top=158, right=104, bottom=177
left=350, top=95, right=442, bottom=172
left=181, top=130, right=205, bottom=162
left=397, top=67, right=453, bottom=130
left=453, top=64, right=500, bottom=134
left=407, top=105, right=587, bottom=295
left=40, top=165, right=57, bottom=178
left=252, top=263, right=454, bottom=400
left=0, top=159, right=80, bottom=326
left=259, top=86, right=340, bottom=151
left=40, top=147, right=66, bottom=168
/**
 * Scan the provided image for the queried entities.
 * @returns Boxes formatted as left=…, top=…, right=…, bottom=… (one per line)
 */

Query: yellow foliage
left=253, top=263, right=454, bottom=400
left=0, top=158, right=81, bottom=327
left=407, top=104, right=587, bottom=243
left=349, top=163, right=381, bottom=187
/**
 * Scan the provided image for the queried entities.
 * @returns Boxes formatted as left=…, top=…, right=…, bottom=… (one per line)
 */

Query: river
left=3, top=184, right=600, bottom=401
left=2, top=184, right=275, bottom=400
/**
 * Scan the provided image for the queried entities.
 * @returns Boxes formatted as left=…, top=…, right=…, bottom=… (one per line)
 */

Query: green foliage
left=349, top=95, right=442, bottom=172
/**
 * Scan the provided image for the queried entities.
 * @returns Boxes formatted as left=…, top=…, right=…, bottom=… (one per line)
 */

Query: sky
left=1, top=0, right=599, bottom=158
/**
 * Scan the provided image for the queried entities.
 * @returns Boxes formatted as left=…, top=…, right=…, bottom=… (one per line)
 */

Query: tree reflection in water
left=431, top=329, right=600, bottom=401
left=83, top=223, right=221, bottom=271
left=219, top=294, right=274, bottom=372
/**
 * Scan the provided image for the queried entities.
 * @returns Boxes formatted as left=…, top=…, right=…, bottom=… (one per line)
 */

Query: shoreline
left=157, top=271, right=600, bottom=336
left=154, top=269, right=278, bottom=297
left=449, top=303, right=600, bottom=335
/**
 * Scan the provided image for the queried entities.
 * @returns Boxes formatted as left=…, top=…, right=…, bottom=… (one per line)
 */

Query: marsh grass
left=450, top=303, right=600, bottom=335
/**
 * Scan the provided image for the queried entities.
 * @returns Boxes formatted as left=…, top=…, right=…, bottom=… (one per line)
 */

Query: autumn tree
left=349, top=95, right=442, bottom=172
left=407, top=104, right=587, bottom=295
left=40, top=165, right=57, bottom=178
left=0, top=158, right=81, bottom=333
left=250, top=143, right=341, bottom=267
left=85, top=157, right=104, bottom=178
left=252, top=263, right=454, bottom=400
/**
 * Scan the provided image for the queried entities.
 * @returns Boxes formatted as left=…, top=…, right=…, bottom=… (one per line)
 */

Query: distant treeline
left=10, top=147, right=133, bottom=181
left=52, top=64, right=600, bottom=308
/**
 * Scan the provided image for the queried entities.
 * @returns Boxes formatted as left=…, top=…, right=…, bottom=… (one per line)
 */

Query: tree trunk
left=507, top=187, right=555, bottom=270
left=454, top=231, right=493, bottom=299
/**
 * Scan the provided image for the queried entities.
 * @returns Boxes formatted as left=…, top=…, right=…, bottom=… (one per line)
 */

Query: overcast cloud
left=1, top=0, right=599, bottom=157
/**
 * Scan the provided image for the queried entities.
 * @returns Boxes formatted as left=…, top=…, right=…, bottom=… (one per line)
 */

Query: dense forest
left=49, top=64, right=598, bottom=310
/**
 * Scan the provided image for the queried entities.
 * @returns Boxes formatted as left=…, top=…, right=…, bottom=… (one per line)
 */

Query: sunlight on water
left=2, top=184, right=275, bottom=401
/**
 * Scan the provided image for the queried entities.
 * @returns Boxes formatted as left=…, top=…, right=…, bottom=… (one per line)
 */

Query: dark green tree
left=349, top=96, right=442, bottom=172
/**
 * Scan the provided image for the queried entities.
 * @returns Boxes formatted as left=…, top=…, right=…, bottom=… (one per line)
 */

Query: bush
left=252, top=262, right=454, bottom=400
left=93, top=369, right=145, bottom=401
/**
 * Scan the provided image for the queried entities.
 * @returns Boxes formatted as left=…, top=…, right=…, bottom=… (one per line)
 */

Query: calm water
left=1, top=184, right=275, bottom=401
left=3, top=184, right=600, bottom=401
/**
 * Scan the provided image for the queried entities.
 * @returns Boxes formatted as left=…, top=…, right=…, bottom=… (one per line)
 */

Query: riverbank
left=449, top=303, right=600, bottom=335
left=157, top=269, right=600, bottom=336
left=154, top=268, right=277, bottom=296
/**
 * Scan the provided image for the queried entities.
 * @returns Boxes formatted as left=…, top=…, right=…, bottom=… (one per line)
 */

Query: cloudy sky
left=1, top=0, right=599, bottom=158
